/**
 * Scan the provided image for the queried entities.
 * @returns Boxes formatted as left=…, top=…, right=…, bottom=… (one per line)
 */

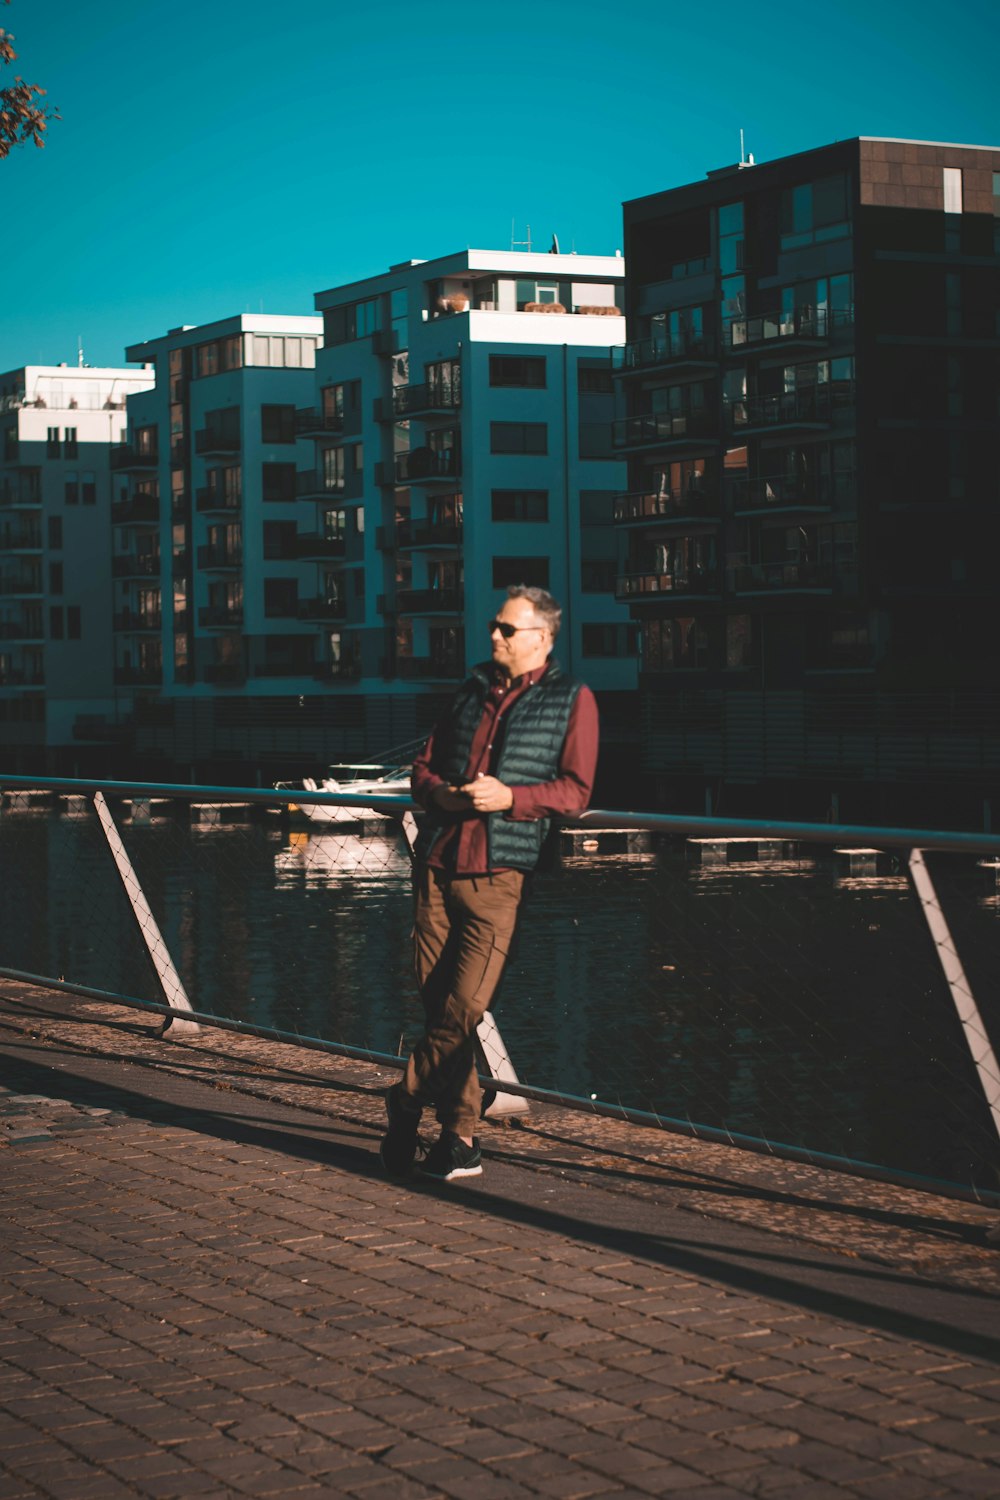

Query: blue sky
left=2, top=0, right=997, bottom=371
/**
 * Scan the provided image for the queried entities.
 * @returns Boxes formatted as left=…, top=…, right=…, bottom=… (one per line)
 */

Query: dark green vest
left=416, top=659, right=582, bottom=871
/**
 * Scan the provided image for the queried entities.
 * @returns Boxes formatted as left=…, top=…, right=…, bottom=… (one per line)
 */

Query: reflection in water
left=0, top=810, right=997, bottom=1190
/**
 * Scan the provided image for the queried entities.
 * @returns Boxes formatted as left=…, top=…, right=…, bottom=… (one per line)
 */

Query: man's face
left=490, top=596, right=552, bottom=679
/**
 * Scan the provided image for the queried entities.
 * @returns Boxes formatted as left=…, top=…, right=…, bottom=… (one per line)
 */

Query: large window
left=247, top=335, right=317, bottom=368
left=323, top=297, right=382, bottom=346
left=491, top=490, right=548, bottom=522
left=261, top=405, right=295, bottom=444
left=489, top=355, right=546, bottom=388
left=490, top=422, right=547, bottom=455
left=262, top=463, right=296, bottom=502
left=582, top=624, right=638, bottom=658
left=780, top=174, right=850, bottom=249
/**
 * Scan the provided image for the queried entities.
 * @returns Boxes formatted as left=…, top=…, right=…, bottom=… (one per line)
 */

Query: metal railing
left=0, top=771, right=998, bottom=1207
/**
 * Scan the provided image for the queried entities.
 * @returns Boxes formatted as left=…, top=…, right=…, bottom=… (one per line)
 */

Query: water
left=1, top=803, right=998, bottom=1192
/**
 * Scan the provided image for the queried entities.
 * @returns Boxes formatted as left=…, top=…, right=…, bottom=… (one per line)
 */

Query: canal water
left=1, top=804, right=997, bottom=1193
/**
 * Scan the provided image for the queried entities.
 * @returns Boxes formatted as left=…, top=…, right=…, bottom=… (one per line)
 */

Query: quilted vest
left=416, top=659, right=582, bottom=871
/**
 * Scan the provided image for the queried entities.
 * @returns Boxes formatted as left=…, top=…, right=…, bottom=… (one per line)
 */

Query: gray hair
left=506, top=584, right=562, bottom=639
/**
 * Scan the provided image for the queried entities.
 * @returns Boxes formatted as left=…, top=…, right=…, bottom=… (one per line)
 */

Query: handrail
left=1, top=772, right=999, bottom=854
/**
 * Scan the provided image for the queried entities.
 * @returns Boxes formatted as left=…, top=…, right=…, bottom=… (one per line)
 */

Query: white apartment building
left=0, top=362, right=154, bottom=767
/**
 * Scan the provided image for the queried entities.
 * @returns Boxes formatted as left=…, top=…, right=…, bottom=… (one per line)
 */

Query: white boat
left=276, top=741, right=421, bottom=825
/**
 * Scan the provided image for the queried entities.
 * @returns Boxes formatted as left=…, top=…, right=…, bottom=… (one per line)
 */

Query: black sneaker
left=379, top=1083, right=421, bottom=1176
left=420, top=1132, right=483, bottom=1182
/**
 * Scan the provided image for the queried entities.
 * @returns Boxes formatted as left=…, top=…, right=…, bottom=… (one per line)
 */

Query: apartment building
left=309, top=248, right=633, bottom=762
left=614, top=137, right=1000, bottom=824
left=118, top=257, right=633, bottom=783
left=0, top=362, right=154, bottom=769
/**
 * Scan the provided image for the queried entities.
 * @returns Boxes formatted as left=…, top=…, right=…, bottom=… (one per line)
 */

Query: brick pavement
left=0, top=986, right=999, bottom=1500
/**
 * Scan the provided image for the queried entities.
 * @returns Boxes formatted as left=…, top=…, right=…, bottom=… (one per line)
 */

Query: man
left=380, top=585, right=599, bottom=1182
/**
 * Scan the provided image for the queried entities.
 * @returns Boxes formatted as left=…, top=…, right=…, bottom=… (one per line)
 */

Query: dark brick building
left=613, top=137, right=1000, bottom=826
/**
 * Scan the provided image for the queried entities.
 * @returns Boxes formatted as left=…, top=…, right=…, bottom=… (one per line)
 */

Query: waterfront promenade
left=1, top=981, right=999, bottom=1500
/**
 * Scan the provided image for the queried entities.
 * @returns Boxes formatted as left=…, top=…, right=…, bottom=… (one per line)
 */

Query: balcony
left=612, top=411, right=715, bottom=453
left=0, top=618, right=44, bottom=643
left=0, top=478, right=41, bottom=508
left=293, top=533, right=347, bottom=561
left=728, top=385, right=852, bottom=434
left=726, top=306, right=854, bottom=354
left=385, top=447, right=462, bottom=487
left=0, top=667, right=44, bottom=687
left=111, top=495, right=159, bottom=526
left=612, top=489, right=719, bottom=525
left=112, top=552, right=161, bottom=579
left=197, top=544, right=243, bottom=571
left=298, top=596, right=347, bottom=622
left=732, top=475, right=856, bottom=513
left=393, top=586, right=464, bottom=615
left=114, top=610, right=162, bottom=632
left=730, top=561, right=835, bottom=594
left=0, top=525, right=42, bottom=552
left=114, top=664, right=162, bottom=686
left=313, top=659, right=362, bottom=683
left=194, top=428, right=241, bottom=457
left=295, top=468, right=363, bottom=502
left=0, top=572, right=43, bottom=597
left=202, top=661, right=246, bottom=686
left=199, top=604, right=244, bottom=629
left=615, top=569, right=721, bottom=601
left=380, top=518, right=464, bottom=551
left=381, top=655, right=464, bottom=681
left=611, top=331, right=716, bottom=379
left=295, top=407, right=347, bottom=438
left=110, top=445, right=159, bottom=472
left=195, top=487, right=241, bottom=515
left=387, top=382, right=462, bottom=420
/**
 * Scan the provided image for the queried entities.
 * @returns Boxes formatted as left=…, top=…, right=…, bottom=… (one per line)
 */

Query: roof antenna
left=511, top=220, right=532, bottom=253
left=739, top=128, right=755, bottom=168
left=77, top=337, right=84, bottom=368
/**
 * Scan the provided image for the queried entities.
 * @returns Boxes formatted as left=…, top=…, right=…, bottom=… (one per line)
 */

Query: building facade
left=615, top=137, right=1000, bottom=825
left=0, top=362, right=154, bottom=769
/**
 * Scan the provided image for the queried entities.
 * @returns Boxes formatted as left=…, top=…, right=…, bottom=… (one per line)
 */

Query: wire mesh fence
left=1, top=775, right=998, bottom=1200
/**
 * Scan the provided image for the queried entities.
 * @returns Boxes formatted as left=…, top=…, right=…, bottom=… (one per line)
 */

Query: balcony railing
left=295, top=469, right=363, bottom=501
left=114, top=610, right=162, bottom=632
left=295, top=407, right=347, bottom=438
left=611, top=331, right=716, bottom=376
left=729, top=385, right=852, bottom=432
left=0, top=527, right=42, bottom=552
left=0, top=573, right=42, bottom=596
left=382, top=655, right=464, bottom=680
left=0, top=479, right=42, bottom=508
left=612, top=489, right=719, bottom=524
left=387, top=448, right=462, bottom=485
left=111, top=496, right=159, bottom=526
left=298, top=597, right=347, bottom=621
left=312, top=659, right=362, bottom=683
left=0, top=668, right=44, bottom=686
left=110, top=445, right=159, bottom=472
left=394, top=586, right=464, bottom=614
left=197, top=544, right=243, bottom=570
left=112, top=553, right=161, bottom=579
left=615, top=569, right=721, bottom=600
left=292, top=534, right=348, bottom=561
left=381, top=519, right=464, bottom=550
left=726, top=306, right=854, bottom=352
left=730, top=561, right=837, bottom=593
left=194, top=429, right=241, bottom=456
left=195, top=488, right=241, bottom=514
left=0, top=618, right=43, bottom=642
left=732, top=475, right=856, bottom=511
left=390, top=382, right=462, bottom=419
left=202, top=662, right=246, bottom=685
left=198, top=604, right=244, bottom=628
left=612, top=411, right=715, bottom=450
left=113, top=665, right=162, bottom=686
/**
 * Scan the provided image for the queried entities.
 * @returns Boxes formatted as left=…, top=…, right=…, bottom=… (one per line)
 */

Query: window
left=67, top=606, right=81, bottom=640
left=49, top=562, right=63, bottom=595
left=489, top=355, right=546, bottom=388
left=515, top=280, right=565, bottom=310
left=264, top=578, right=298, bottom=618
left=578, top=366, right=612, bottom=394
left=492, top=557, right=550, bottom=588
left=48, top=516, right=62, bottom=548
left=261, top=405, right=295, bottom=444
left=780, top=174, right=850, bottom=249
left=248, top=335, right=318, bottom=368
left=426, top=359, right=461, bottom=405
left=64, top=427, right=78, bottom=459
left=323, top=446, right=347, bottom=492
left=262, top=463, right=296, bottom=502
left=943, top=167, right=963, bottom=215
left=491, top=490, right=548, bottom=522
left=490, top=422, right=547, bottom=455
left=263, top=521, right=297, bottom=560
left=135, top=425, right=158, bottom=457
left=49, top=605, right=64, bottom=639
left=47, top=427, right=60, bottom=457
left=64, top=472, right=79, bottom=505
left=581, top=561, right=616, bottom=593
left=323, top=297, right=382, bottom=345
left=81, top=471, right=96, bottom=505
left=582, top=624, right=638, bottom=657
left=3, top=425, right=17, bottom=461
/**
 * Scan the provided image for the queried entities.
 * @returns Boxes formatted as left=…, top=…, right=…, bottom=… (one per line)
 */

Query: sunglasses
left=488, top=619, right=546, bottom=639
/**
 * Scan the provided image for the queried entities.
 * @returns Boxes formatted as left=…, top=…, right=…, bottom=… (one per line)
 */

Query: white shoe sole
left=423, top=1162, right=483, bottom=1181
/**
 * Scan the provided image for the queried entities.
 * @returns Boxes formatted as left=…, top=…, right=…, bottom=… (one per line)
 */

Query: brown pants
left=402, top=865, right=525, bottom=1137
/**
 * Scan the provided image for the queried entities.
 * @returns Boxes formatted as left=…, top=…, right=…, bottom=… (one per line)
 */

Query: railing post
left=92, top=790, right=199, bottom=1039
